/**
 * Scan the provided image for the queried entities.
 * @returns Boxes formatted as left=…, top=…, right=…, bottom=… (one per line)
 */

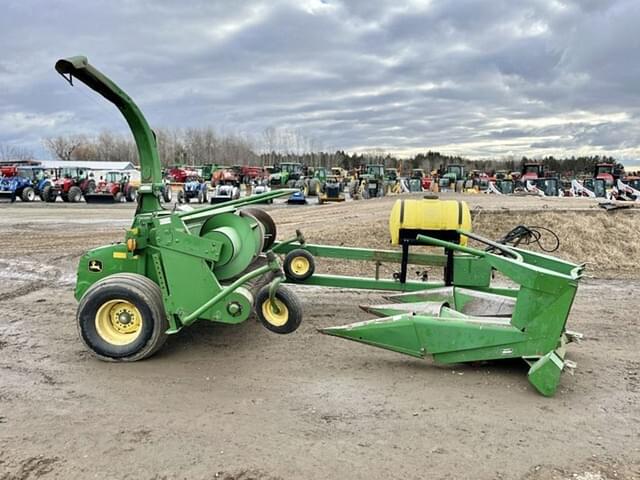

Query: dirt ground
left=0, top=193, right=639, bottom=480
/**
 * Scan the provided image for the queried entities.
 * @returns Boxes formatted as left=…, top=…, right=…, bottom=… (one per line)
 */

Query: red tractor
left=165, top=166, right=199, bottom=183
left=43, top=167, right=96, bottom=202
left=0, top=166, right=16, bottom=177
left=594, top=162, right=624, bottom=188
left=240, top=165, right=266, bottom=184
left=211, top=167, right=240, bottom=187
left=85, top=171, right=137, bottom=203
left=521, top=162, right=544, bottom=182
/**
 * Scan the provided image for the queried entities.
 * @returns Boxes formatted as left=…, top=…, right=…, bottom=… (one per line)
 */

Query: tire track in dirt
left=0, top=258, right=75, bottom=303
left=0, top=281, right=48, bottom=303
left=0, top=455, right=60, bottom=480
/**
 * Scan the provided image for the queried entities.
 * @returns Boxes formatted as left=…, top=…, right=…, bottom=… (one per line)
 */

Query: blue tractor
left=24, top=166, right=56, bottom=200
left=177, top=175, right=208, bottom=204
left=0, top=166, right=38, bottom=202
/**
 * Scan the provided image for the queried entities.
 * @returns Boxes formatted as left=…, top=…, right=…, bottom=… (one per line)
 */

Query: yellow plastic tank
left=389, top=197, right=471, bottom=245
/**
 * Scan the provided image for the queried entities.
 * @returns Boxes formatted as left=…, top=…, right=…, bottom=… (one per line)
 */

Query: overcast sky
left=1, top=0, right=639, bottom=160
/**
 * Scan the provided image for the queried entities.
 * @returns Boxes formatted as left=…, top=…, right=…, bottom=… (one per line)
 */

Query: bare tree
left=43, top=135, right=85, bottom=161
left=0, top=142, right=33, bottom=161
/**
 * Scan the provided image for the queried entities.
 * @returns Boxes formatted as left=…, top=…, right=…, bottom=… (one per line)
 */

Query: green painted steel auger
left=57, top=56, right=302, bottom=361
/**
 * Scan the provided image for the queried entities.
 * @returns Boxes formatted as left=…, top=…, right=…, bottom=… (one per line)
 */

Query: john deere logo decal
left=88, top=260, right=103, bottom=272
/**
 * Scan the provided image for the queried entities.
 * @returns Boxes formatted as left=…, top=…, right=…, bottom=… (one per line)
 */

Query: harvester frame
left=57, top=55, right=583, bottom=398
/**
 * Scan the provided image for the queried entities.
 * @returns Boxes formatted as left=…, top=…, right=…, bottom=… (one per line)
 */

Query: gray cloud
left=1, top=0, right=639, bottom=160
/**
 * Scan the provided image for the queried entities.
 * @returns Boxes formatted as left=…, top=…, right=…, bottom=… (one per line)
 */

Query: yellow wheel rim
left=261, top=298, right=289, bottom=327
left=95, top=299, right=143, bottom=345
left=290, top=256, right=310, bottom=276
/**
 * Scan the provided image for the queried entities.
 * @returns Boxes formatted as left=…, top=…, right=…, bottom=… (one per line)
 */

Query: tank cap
left=423, top=194, right=439, bottom=200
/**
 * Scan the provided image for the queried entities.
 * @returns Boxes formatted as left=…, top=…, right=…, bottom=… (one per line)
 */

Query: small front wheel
left=283, top=249, right=315, bottom=282
left=255, top=285, right=302, bottom=334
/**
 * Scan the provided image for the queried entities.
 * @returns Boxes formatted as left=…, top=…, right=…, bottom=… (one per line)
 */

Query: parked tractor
left=467, top=171, right=490, bottom=192
left=318, top=176, right=345, bottom=204
left=210, top=167, right=241, bottom=203
left=269, top=162, right=303, bottom=188
left=520, top=162, right=544, bottom=182
left=85, top=171, right=137, bottom=203
left=0, top=166, right=38, bottom=202
left=14, top=166, right=56, bottom=200
left=383, top=168, right=401, bottom=194
left=211, top=167, right=240, bottom=188
left=594, top=162, right=623, bottom=188
left=165, top=166, right=194, bottom=183
left=438, top=164, right=465, bottom=191
left=354, top=164, right=385, bottom=199
left=251, top=180, right=273, bottom=203
left=411, top=168, right=433, bottom=191
left=210, top=183, right=241, bottom=203
left=177, top=174, right=208, bottom=204
left=303, top=166, right=326, bottom=196
left=408, top=168, right=426, bottom=192
left=44, top=167, right=95, bottom=203
left=240, top=165, right=265, bottom=185
left=330, top=167, right=347, bottom=187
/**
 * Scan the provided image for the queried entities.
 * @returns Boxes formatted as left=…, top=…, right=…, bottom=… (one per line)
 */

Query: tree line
left=0, top=125, right=624, bottom=177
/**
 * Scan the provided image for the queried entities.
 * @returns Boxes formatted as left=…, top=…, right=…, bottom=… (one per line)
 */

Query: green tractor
left=56, top=56, right=301, bottom=361
left=269, top=162, right=303, bottom=188
left=352, top=164, right=385, bottom=199
left=438, top=164, right=465, bottom=192
left=303, top=166, right=327, bottom=197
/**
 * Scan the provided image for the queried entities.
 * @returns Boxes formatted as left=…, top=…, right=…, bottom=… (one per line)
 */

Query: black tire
left=308, top=179, right=319, bottom=196
left=21, top=187, right=35, bottom=202
left=241, top=207, right=276, bottom=251
left=126, top=187, right=137, bottom=202
left=202, top=187, right=208, bottom=203
left=255, top=285, right=302, bottom=334
left=61, top=192, right=69, bottom=202
left=68, top=186, right=82, bottom=203
left=42, top=185, right=55, bottom=202
left=76, top=273, right=168, bottom=361
left=114, top=191, right=123, bottom=202
left=283, top=249, right=315, bottom=282
left=162, top=186, right=172, bottom=203
left=177, top=190, right=185, bottom=204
